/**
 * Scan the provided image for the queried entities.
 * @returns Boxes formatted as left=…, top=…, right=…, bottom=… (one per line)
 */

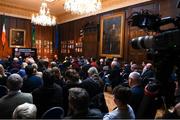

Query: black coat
left=32, top=83, right=63, bottom=118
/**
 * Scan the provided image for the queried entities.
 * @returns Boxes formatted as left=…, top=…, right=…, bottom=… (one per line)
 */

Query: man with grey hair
left=12, top=103, right=37, bottom=119
left=128, top=72, right=144, bottom=117
left=81, top=67, right=108, bottom=114
left=87, top=67, right=98, bottom=77
left=0, top=74, right=33, bottom=118
left=109, top=60, right=122, bottom=89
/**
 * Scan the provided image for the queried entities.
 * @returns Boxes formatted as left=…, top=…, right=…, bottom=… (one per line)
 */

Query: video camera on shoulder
left=128, top=5, right=180, bottom=53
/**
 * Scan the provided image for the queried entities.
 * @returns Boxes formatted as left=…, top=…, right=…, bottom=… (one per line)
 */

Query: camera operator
left=128, top=7, right=180, bottom=110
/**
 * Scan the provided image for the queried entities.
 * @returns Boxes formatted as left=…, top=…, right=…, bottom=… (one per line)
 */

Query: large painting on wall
left=100, top=12, right=124, bottom=58
left=10, top=28, right=25, bottom=48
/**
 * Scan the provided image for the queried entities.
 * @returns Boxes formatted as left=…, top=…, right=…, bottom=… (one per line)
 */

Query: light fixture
left=64, top=0, right=102, bottom=15
left=31, top=0, right=56, bottom=26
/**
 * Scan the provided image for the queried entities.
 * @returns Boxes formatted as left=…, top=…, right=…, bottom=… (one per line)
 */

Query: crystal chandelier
left=31, top=0, right=56, bottom=26
left=64, top=0, right=102, bottom=15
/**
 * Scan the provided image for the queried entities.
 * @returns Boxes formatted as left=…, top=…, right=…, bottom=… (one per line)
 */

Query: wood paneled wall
left=58, top=2, right=154, bottom=62
left=0, top=0, right=177, bottom=63
left=0, top=15, right=54, bottom=59
left=0, top=15, right=32, bottom=58
left=59, top=16, right=99, bottom=59
left=59, top=0, right=179, bottom=63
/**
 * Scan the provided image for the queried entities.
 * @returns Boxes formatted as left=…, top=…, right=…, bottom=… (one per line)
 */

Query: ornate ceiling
left=0, top=0, right=151, bottom=24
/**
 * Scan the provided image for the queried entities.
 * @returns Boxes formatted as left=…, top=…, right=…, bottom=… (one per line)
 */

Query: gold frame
left=100, top=12, right=125, bottom=58
left=10, top=28, right=26, bottom=48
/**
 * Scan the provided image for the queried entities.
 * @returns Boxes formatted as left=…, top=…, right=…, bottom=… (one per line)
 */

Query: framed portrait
left=100, top=12, right=125, bottom=58
left=10, top=28, right=26, bottom=48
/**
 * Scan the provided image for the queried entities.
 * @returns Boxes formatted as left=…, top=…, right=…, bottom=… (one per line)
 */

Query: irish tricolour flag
left=1, top=23, right=6, bottom=47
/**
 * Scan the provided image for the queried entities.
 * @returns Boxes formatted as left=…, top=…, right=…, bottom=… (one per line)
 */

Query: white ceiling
left=0, top=0, right=66, bottom=16
left=0, top=0, right=152, bottom=23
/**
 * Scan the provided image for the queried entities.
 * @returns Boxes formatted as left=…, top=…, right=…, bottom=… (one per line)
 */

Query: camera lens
left=130, top=36, right=154, bottom=49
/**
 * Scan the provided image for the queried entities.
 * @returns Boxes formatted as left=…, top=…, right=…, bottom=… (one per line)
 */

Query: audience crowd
left=0, top=55, right=179, bottom=119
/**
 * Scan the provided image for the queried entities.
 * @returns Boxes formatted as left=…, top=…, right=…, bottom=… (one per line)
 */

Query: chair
left=41, top=107, right=64, bottom=119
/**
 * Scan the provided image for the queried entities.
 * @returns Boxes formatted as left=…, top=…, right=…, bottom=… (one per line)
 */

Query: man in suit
left=141, top=63, right=155, bottom=86
left=0, top=74, right=33, bottom=118
left=128, top=71, right=144, bottom=117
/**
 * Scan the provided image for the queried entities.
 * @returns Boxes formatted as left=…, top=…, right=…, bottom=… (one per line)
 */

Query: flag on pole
left=1, top=21, right=6, bottom=47
left=32, top=25, right=35, bottom=47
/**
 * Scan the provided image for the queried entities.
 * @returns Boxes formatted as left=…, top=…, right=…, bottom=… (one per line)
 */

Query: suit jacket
left=141, top=69, right=155, bottom=86
left=141, top=69, right=155, bottom=79
left=129, top=85, right=144, bottom=117
left=0, top=91, right=33, bottom=118
left=32, top=83, right=63, bottom=118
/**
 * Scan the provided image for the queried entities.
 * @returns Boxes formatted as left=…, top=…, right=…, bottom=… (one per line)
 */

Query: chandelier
left=31, top=0, right=56, bottom=26
left=64, top=0, right=102, bottom=15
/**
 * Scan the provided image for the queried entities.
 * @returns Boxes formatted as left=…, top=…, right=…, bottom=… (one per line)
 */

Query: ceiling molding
left=0, top=0, right=152, bottom=24
left=0, top=3, right=33, bottom=19
left=57, top=0, right=152, bottom=24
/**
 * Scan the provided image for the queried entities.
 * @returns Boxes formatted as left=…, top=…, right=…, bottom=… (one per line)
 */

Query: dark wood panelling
left=59, top=0, right=178, bottom=63
left=83, top=32, right=98, bottom=58
left=59, top=15, right=99, bottom=59
left=58, top=2, right=155, bottom=62
left=0, top=15, right=53, bottom=59
left=0, top=15, right=32, bottom=58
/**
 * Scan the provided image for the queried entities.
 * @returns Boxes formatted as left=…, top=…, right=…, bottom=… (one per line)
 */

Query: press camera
left=129, top=9, right=180, bottom=51
left=128, top=9, right=180, bottom=107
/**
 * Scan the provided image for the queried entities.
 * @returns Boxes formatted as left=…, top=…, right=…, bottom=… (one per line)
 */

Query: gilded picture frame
left=100, top=12, right=125, bottom=58
left=10, top=28, right=26, bottom=48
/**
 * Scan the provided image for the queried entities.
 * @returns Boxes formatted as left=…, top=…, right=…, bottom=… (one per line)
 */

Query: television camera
left=128, top=9, right=180, bottom=107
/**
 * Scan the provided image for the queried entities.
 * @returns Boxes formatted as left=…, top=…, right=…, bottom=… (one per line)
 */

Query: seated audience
left=103, top=85, right=135, bottom=120
left=109, top=60, right=123, bottom=89
left=52, top=67, right=65, bottom=87
left=130, top=64, right=139, bottom=72
left=67, top=87, right=102, bottom=119
left=32, top=63, right=43, bottom=78
left=32, top=69, right=63, bottom=118
left=0, top=74, right=33, bottom=118
left=21, top=65, right=43, bottom=93
left=90, top=57, right=99, bottom=69
left=18, top=62, right=28, bottom=78
left=87, top=67, right=108, bottom=114
left=100, top=66, right=111, bottom=91
left=137, top=81, right=160, bottom=118
left=10, top=57, right=21, bottom=73
left=87, top=67, right=104, bottom=91
left=0, top=85, right=8, bottom=98
left=141, top=63, right=155, bottom=86
left=0, top=64, right=8, bottom=86
left=50, top=61, right=58, bottom=68
left=12, top=103, right=37, bottom=119
left=63, top=69, right=82, bottom=115
left=128, top=71, right=144, bottom=117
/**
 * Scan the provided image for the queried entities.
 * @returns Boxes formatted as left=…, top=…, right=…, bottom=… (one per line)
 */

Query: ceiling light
left=31, top=0, right=56, bottom=26
left=64, top=0, right=102, bottom=15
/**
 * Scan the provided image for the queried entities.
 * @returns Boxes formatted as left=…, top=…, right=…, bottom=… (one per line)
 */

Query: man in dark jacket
left=67, top=87, right=102, bottom=119
left=128, top=71, right=144, bottom=117
left=0, top=74, right=32, bottom=118
left=32, top=70, right=63, bottom=118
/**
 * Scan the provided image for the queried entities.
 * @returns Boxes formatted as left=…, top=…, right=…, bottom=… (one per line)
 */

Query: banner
left=32, top=25, right=35, bottom=47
